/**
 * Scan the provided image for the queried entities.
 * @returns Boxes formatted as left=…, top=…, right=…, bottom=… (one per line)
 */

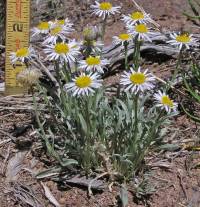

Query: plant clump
left=10, top=1, right=199, bottom=183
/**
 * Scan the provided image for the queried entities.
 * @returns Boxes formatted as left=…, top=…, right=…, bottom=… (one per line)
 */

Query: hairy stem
left=124, top=41, right=129, bottom=70
left=167, top=48, right=183, bottom=91
left=133, top=92, right=139, bottom=141
left=101, top=14, right=108, bottom=41
left=133, top=35, right=140, bottom=69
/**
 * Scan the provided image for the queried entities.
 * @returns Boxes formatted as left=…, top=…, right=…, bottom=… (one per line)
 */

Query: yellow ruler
left=5, top=0, right=30, bottom=95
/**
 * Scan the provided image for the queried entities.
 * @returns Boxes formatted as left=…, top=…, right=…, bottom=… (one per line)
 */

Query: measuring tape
left=5, top=0, right=30, bottom=95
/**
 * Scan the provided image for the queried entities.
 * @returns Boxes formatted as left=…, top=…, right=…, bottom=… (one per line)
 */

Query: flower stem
left=167, top=48, right=183, bottom=91
left=55, top=61, right=68, bottom=113
left=124, top=41, right=129, bottom=70
left=133, top=35, right=140, bottom=69
left=101, top=14, right=108, bottom=41
left=134, top=92, right=139, bottom=139
left=32, top=88, right=46, bottom=139
left=133, top=37, right=140, bottom=69
left=133, top=110, right=164, bottom=171
left=135, top=42, right=141, bottom=69
left=32, top=88, right=62, bottom=164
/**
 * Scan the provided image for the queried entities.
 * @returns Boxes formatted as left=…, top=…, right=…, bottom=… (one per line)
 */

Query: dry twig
left=0, top=129, right=15, bottom=142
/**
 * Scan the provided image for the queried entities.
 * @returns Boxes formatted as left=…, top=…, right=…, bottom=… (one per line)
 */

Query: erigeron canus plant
left=167, top=32, right=197, bottom=87
left=91, top=1, right=121, bottom=40
left=122, top=11, right=153, bottom=26
left=10, top=1, right=179, bottom=180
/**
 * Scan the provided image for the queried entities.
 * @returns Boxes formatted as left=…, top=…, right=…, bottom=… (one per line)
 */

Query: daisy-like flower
left=44, top=41, right=80, bottom=63
left=43, top=24, right=71, bottom=44
left=81, top=40, right=104, bottom=55
left=54, top=18, right=73, bottom=28
left=91, top=1, right=121, bottom=19
left=64, top=72, right=102, bottom=96
left=79, top=56, right=109, bottom=73
left=50, top=18, right=74, bottom=33
left=91, top=40, right=104, bottom=52
left=127, top=23, right=155, bottom=42
left=32, top=21, right=50, bottom=36
left=120, top=67, right=155, bottom=93
left=112, top=33, right=132, bottom=46
left=167, top=32, right=197, bottom=50
left=122, top=11, right=153, bottom=26
left=10, top=46, right=35, bottom=64
left=154, top=91, right=178, bottom=113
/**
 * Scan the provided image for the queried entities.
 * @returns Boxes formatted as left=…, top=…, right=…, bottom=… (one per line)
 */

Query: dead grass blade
left=41, top=182, right=61, bottom=207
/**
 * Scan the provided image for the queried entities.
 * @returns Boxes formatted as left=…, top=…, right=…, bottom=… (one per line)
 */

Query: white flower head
left=91, top=1, right=121, bottom=19
left=43, top=24, right=71, bottom=44
left=50, top=18, right=74, bottom=33
left=10, top=46, right=35, bottom=64
left=64, top=72, right=103, bottom=96
left=122, top=11, right=153, bottom=26
left=31, top=21, right=50, bottom=36
left=120, top=67, right=155, bottom=93
left=44, top=41, right=80, bottom=63
left=79, top=56, right=109, bottom=73
left=167, top=32, right=197, bottom=50
left=54, top=18, right=74, bottom=28
left=154, top=91, right=178, bottom=113
left=127, top=23, right=155, bottom=42
left=112, top=33, right=132, bottom=46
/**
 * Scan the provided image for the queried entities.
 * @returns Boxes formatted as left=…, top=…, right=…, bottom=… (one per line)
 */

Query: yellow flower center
left=54, top=43, right=69, bottom=54
left=16, top=48, right=29, bottom=57
left=50, top=26, right=62, bottom=35
left=135, top=24, right=148, bottom=33
left=99, top=2, right=112, bottom=10
left=86, top=56, right=101, bottom=66
left=130, top=72, right=146, bottom=84
left=119, top=33, right=131, bottom=41
left=176, top=34, right=191, bottom=43
left=57, top=19, right=65, bottom=25
left=161, top=96, right=174, bottom=107
left=75, top=76, right=92, bottom=88
left=37, top=22, right=50, bottom=30
left=131, top=11, right=144, bottom=20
